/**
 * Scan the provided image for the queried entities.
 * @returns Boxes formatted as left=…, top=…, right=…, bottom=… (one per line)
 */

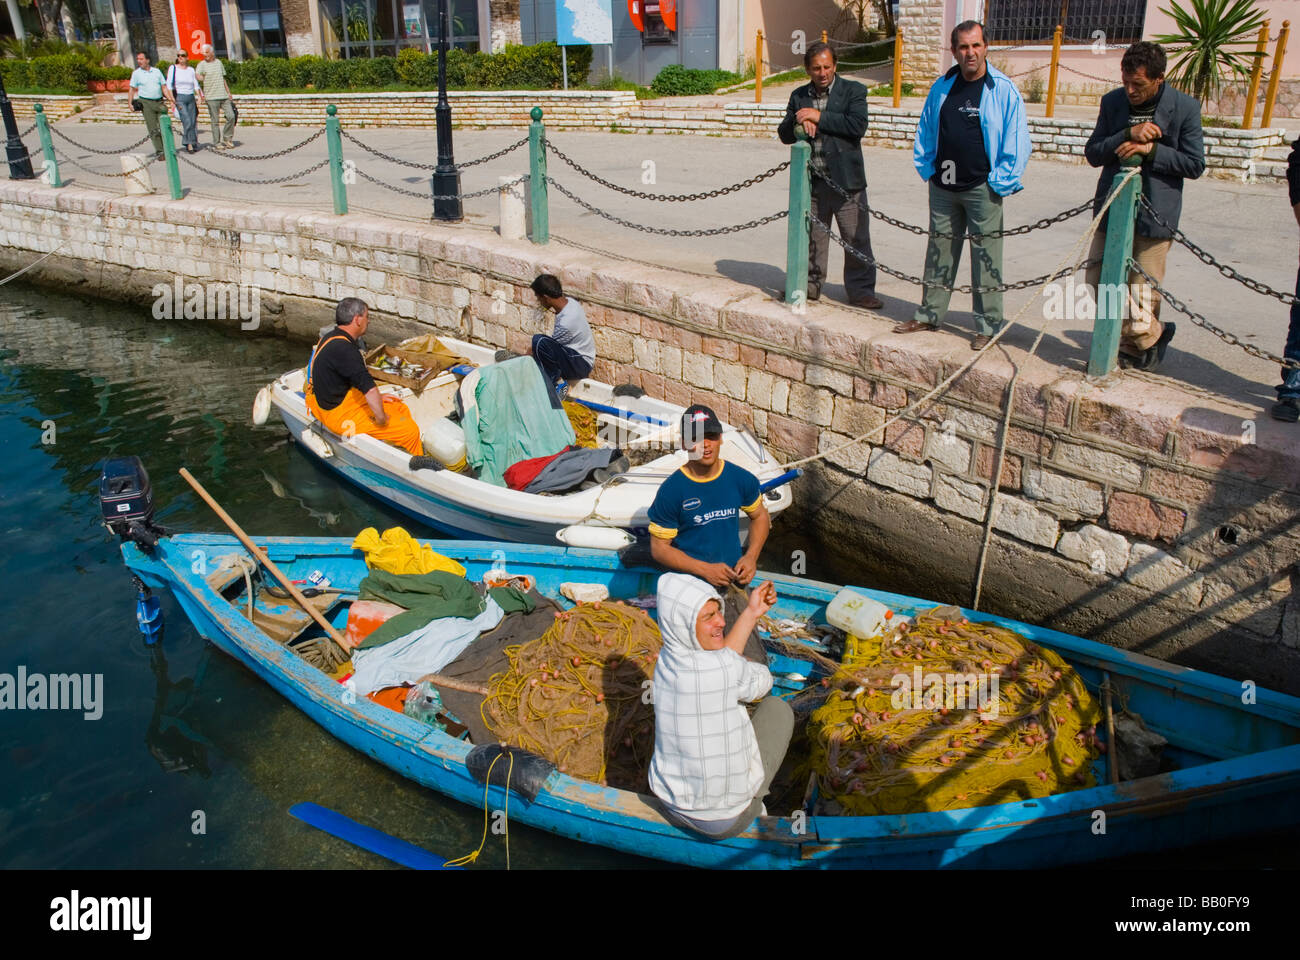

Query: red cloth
left=504, top=447, right=569, bottom=490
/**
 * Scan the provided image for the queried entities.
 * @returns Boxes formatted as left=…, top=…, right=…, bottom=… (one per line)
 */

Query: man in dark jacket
left=1276, top=139, right=1300, bottom=422
left=777, top=42, right=882, bottom=310
left=1084, top=40, right=1204, bottom=371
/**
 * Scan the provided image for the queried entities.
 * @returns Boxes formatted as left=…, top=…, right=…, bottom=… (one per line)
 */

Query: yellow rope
left=445, top=749, right=515, bottom=868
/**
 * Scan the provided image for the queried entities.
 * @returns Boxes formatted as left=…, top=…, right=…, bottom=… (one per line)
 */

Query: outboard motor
left=100, top=456, right=165, bottom=550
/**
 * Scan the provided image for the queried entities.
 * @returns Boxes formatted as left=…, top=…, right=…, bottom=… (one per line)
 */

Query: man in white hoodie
left=648, top=573, right=794, bottom=838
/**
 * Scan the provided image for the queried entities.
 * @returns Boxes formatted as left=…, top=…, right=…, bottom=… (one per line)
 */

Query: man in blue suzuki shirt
left=896, top=20, right=1031, bottom=350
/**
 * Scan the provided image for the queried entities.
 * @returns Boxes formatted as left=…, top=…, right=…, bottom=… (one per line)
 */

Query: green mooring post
left=33, top=104, right=60, bottom=187
left=159, top=111, right=182, bottom=200
left=784, top=139, right=811, bottom=305
left=326, top=104, right=347, bottom=215
left=529, top=106, right=548, bottom=244
left=1087, top=156, right=1142, bottom=377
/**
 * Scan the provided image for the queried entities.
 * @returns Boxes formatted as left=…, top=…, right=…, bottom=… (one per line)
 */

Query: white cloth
left=647, top=574, right=771, bottom=822
left=552, top=298, right=596, bottom=366
left=350, top=596, right=505, bottom=695
left=166, top=64, right=199, bottom=95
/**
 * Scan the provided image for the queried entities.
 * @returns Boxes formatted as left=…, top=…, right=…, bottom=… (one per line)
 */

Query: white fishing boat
left=253, top=335, right=795, bottom=546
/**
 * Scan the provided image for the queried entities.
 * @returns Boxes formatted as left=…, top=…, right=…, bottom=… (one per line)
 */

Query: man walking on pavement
left=896, top=21, right=1030, bottom=350
left=777, top=41, right=883, bottom=310
left=1274, top=135, right=1300, bottom=422
left=128, top=52, right=167, bottom=162
left=1082, top=41, right=1203, bottom=372
left=195, top=44, right=237, bottom=150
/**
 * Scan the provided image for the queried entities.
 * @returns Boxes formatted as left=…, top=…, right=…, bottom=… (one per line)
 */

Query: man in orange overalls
left=304, top=298, right=422, bottom=456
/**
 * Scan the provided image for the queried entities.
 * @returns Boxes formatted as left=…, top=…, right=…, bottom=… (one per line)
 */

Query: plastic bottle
left=425, top=418, right=468, bottom=472
left=825, top=588, right=891, bottom=640
left=403, top=681, right=446, bottom=731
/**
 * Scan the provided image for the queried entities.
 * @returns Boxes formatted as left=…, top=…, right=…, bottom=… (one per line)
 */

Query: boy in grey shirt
left=528, top=273, right=596, bottom=403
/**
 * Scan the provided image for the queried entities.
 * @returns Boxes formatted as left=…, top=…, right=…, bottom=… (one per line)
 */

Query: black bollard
left=0, top=72, right=36, bottom=180
left=430, top=0, right=463, bottom=221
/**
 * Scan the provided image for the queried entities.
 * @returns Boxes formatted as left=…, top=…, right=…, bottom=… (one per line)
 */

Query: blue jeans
left=175, top=93, right=198, bottom=147
left=532, top=334, right=591, bottom=386
left=1280, top=263, right=1300, bottom=402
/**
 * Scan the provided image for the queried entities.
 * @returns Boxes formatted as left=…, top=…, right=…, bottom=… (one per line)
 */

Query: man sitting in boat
left=304, top=298, right=422, bottom=456
left=648, top=403, right=772, bottom=593
left=648, top=573, right=794, bottom=838
left=528, top=273, right=596, bottom=404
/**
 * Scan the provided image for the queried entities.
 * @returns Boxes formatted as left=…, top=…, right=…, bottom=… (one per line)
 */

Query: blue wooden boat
left=118, top=532, right=1300, bottom=868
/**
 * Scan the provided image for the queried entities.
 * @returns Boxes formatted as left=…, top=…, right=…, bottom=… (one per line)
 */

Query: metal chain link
left=353, top=165, right=525, bottom=200
left=19, top=122, right=36, bottom=139
left=177, top=153, right=328, bottom=184
left=1058, top=62, right=1116, bottom=83
left=220, top=127, right=325, bottom=161
left=548, top=176, right=788, bottom=236
left=813, top=170, right=1092, bottom=239
left=340, top=129, right=527, bottom=170
left=1127, top=258, right=1300, bottom=369
left=1137, top=195, right=1299, bottom=305
left=809, top=213, right=1098, bottom=293
left=546, top=140, right=791, bottom=202
left=50, top=126, right=151, bottom=155
left=54, top=148, right=160, bottom=179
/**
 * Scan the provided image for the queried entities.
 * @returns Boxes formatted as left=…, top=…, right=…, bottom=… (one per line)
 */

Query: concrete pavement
left=22, top=118, right=1298, bottom=418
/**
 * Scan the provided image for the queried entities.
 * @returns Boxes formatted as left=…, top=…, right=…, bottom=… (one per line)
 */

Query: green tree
left=1154, top=0, right=1267, bottom=104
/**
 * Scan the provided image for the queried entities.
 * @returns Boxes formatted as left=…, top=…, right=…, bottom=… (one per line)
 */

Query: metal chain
left=809, top=213, right=1098, bottom=293
left=353, top=165, right=525, bottom=200
left=1058, top=62, right=1116, bottom=83
left=460, top=134, right=530, bottom=167
left=546, top=140, right=791, bottom=202
left=19, top=122, right=36, bottom=138
left=54, top=148, right=160, bottom=179
left=177, top=153, right=328, bottom=184
left=340, top=129, right=527, bottom=170
left=50, top=126, right=151, bottom=155
left=814, top=170, right=1092, bottom=238
left=221, top=127, right=325, bottom=161
left=1127, top=258, right=1300, bottom=369
left=1137, top=196, right=1299, bottom=305
left=548, top=176, right=788, bottom=236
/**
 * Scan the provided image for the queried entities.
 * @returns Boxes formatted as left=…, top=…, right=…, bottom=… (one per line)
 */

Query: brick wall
left=0, top=181, right=1296, bottom=690
left=897, top=0, right=945, bottom=88
left=9, top=95, right=95, bottom=124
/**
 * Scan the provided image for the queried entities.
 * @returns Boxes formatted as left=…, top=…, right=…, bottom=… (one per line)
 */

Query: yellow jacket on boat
left=351, top=527, right=467, bottom=578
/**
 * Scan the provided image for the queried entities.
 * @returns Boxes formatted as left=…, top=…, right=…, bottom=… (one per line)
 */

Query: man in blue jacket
left=1083, top=41, right=1203, bottom=372
left=895, top=21, right=1030, bottom=350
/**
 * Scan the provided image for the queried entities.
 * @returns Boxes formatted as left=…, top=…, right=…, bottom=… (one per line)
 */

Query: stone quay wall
left=10, top=95, right=95, bottom=124
left=0, top=180, right=1296, bottom=692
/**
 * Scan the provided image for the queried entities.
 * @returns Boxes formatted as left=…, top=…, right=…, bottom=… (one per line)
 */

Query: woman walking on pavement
left=165, top=51, right=201, bottom=154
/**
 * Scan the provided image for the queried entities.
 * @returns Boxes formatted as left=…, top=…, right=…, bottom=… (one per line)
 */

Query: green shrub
left=0, top=59, right=32, bottom=88
left=88, top=64, right=134, bottom=82
left=351, top=55, right=397, bottom=87
left=220, top=58, right=240, bottom=87
left=650, top=64, right=742, bottom=96
left=29, top=54, right=90, bottom=90
left=289, top=54, right=324, bottom=87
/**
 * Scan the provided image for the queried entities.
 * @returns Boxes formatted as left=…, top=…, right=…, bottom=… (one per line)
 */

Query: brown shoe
left=849, top=294, right=884, bottom=310
left=893, top=319, right=938, bottom=334
left=971, top=335, right=992, bottom=351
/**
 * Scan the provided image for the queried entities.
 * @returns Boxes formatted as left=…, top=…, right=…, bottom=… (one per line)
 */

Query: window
left=207, top=0, right=230, bottom=58
left=320, top=0, right=479, bottom=60
left=237, top=0, right=286, bottom=57
left=123, top=0, right=157, bottom=62
left=985, top=0, right=1147, bottom=46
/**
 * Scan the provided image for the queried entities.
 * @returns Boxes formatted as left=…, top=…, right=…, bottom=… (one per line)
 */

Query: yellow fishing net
left=481, top=602, right=661, bottom=791
left=802, top=606, right=1103, bottom=816
left=564, top=400, right=599, bottom=448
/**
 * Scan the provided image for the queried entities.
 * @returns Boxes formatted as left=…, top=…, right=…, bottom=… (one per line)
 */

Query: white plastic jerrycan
left=825, top=588, right=892, bottom=639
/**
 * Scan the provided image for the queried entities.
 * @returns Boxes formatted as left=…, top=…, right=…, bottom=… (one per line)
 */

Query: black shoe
left=1147, top=322, right=1176, bottom=370
left=155, top=153, right=165, bottom=161
left=493, top=349, right=518, bottom=362
left=1271, top=398, right=1300, bottom=422
left=807, top=284, right=821, bottom=302
left=409, top=455, right=443, bottom=472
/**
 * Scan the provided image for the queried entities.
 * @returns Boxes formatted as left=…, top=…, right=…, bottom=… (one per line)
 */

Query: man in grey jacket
left=777, top=42, right=882, bottom=310
left=1084, top=41, right=1204, bottom=371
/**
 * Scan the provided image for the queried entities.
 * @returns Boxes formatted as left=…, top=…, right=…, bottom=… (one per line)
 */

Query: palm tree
left=1154, top=0, right=1267, bottom=105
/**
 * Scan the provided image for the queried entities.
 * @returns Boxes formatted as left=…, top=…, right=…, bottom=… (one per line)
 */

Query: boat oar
left=178, top=467, right=350, bottom=658
left=289, top=802, right=459, bottom=870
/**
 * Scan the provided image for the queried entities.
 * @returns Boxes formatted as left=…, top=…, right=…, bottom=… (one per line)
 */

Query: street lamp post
left=0, top=72, right=36, bottom=180
left=431, top=0, right=462, bottom=220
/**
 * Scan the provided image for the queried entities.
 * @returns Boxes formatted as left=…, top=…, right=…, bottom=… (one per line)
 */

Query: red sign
left=170, top=0, right=214, bottom=58
left=659, top=0, right=676, bottom=32
left=628, top=0, right=643, bottom=33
